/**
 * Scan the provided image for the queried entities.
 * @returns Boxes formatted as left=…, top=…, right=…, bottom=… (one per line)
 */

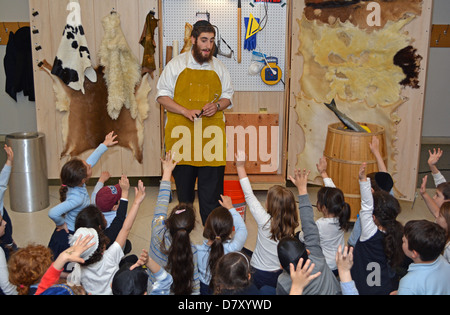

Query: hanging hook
left=444, top=25, right=449, bottom=35
left=436, top=33, right=441, bottom=45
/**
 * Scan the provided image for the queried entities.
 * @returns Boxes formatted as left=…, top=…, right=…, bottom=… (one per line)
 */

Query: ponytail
left=202, top=207, right=233, bottom=288
left=162, top=203, right=196, bottom=295
left=383, top=220, right=405, bottom=268
left=317, top=187, right=351, bottom=232
left=59, top=185, right=68, bottom=202
left=373, top=191, right=405, bottom=268
left=166, top=228, right=194, bottom=295
left=338, top=202, right=351, bottom=232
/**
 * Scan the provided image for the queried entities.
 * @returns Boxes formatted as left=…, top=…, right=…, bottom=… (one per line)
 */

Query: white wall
left=422, top=0, right=450, bottom=138
left=0, top=0, right=448, bottom=137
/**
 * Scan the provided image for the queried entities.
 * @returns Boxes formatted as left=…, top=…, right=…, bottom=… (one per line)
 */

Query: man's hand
left=200, top=102, right=219, bottom=117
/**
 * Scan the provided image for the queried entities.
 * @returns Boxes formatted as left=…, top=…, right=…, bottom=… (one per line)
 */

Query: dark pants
left=172, top=165, right=225, bottom=225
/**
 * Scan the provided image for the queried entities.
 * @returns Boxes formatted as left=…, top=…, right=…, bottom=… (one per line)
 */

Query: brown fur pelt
left=40, top=60, right=150, bottom=163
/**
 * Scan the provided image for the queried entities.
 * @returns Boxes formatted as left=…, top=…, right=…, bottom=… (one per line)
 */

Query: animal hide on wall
left=139, top=11, right=159, bottom=79
left=294, top=0, right=424, bottom=197
left=98, top=12, right=142, bottom=121
left=40, top=60, right=151, bottom=164
left=51, top=0, right=97, bottom=94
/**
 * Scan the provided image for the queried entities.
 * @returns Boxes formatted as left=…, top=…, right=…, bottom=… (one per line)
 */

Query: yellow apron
left=165, top=67, right=226, bottom=167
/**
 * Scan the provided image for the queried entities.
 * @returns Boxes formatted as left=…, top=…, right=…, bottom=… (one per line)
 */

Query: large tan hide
left=291, top=0, right=428, bottom=199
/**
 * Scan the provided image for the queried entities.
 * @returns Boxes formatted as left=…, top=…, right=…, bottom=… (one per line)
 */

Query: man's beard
left=192, top=42, right=214, bottom=64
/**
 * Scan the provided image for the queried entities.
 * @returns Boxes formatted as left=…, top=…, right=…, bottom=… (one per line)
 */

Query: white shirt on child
left=239, top=177, right=281, bottom=271
left=77, top=241, right=124, bottom=295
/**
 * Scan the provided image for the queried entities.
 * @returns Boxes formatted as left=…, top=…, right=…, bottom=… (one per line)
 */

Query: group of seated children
left=0, top=132, right=449, bottom=295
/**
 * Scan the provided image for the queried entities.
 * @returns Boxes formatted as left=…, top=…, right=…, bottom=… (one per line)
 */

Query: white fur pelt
left=98, top=12, right=141, bottom=120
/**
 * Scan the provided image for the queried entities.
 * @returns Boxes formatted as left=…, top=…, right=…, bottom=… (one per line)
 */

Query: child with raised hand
left=427, top=148, right=446, bottom=185
left=419, top=175, right=450, bottom=222
left=419, top=148, right=449, bottom=222
left=90, top=171, right=119, bottom=228
left=351, top=163, right=405, bottom=295
left=66, top=179, right=146, bottom=295
left=288, top=258, right=321, bottom=295
left=335, top=245, right=359, bottom=295
left=35, top=234, right=95, bottom=295
left=235, top=151, right=299, bottom=290
left=48, top=131, right=118, bottom=260
left=278, top=169, right=340, bottom=295
left=300, top=158, right=351, bottom=274
left=112, top=249, right=173, bottom=295
left=149, top=151, right=200, bottom=295
left=76, top=174, right=133, bottom=256
left=196, top=194, right=248, bottom=294
left=300, top=156, right=351, bottom=274
left=0, top=145, right=17, bottom=260
left=0, top=168, right=17, bottom=294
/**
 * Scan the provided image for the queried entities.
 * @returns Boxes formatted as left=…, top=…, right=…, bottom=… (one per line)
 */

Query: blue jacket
left=48, top=144, right=108, bottom=231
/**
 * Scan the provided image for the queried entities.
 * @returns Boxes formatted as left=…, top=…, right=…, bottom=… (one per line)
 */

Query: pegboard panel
left=162, top=0, right=287, bottom=91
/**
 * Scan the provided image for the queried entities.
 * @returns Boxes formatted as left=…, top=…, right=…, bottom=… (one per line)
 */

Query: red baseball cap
left=95, top=184, right=122, bottom=212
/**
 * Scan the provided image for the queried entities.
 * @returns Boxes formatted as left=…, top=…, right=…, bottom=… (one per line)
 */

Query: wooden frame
left=287, top=1, right=434, bottom=202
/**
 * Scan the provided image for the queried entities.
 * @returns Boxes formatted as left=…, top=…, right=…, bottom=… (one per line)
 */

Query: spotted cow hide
left=40, top=60, right=151, bottom=164
left=51, top=1, right=97, bottom=94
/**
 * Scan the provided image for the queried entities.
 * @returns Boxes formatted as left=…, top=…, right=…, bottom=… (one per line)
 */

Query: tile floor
left=4, top=182, right=437, bottom=258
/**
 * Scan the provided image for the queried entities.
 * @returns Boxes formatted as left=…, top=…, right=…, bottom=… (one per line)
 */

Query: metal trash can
left=5, top=132, right=49, bottom=213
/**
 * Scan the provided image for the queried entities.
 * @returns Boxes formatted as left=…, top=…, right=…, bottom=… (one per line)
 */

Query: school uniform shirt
left=317, top=217, right=345, bottom=271
left=397, top=255, right=450, bottom=295
left=431, top=171, right=447, bottom=186
left=298, top=217, right=345, bottom=271
left=0, top=164, right=11, bottom=217
left=277, top=194, right=341, bottom=295
left=0, top=247, right=17, bottom=295
left=350, top=180, right=397, bottom=295
left=48, top=143, right=108, bottom=231
left=76, top=241, right=124, bottom=295
left=196, top=207, right=248, bottom=285
left=239, top=177, right=280, bottom=272
left=148, top=180, right=200, bottom=294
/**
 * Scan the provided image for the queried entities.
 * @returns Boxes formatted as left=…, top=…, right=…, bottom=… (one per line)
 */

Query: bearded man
left=156, top=20, right=234, bottom=224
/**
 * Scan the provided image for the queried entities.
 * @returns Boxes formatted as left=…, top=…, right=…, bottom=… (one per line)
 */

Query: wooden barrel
left=323, top=123, right=387, bottom=221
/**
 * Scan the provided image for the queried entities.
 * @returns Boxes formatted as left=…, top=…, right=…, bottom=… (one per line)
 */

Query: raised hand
left=289, top=169, right=311, bottom=195
left=103, top=131, right=119, bottom=147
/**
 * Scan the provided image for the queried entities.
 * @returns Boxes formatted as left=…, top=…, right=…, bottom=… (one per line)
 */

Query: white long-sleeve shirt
left=239, top=177, right=280, bottom=271
left=0, top=247, right=17, bottom=295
